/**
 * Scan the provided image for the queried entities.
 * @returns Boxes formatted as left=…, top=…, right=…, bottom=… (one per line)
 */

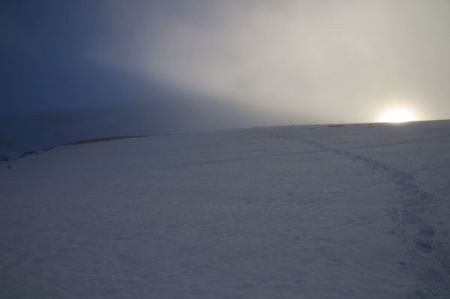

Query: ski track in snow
left=271, top=132, right=450, bottom=298
left=1, top=121, right=450, bottom=298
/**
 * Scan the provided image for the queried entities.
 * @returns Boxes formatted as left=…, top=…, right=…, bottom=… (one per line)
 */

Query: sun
left=377, top=107, right=418, bottom=123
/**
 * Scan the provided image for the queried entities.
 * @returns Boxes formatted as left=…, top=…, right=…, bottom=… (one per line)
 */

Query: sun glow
left=377, top=107, right=418, bottom=123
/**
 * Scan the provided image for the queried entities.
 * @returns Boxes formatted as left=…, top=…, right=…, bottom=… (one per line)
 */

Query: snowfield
left=1, top=120, right=450, bottom=298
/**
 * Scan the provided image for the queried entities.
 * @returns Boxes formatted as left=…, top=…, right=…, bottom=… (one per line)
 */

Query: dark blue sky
left=1, top=0, right=164, bottom=114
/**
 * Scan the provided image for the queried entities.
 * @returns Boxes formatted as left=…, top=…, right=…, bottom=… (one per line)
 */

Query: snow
left=1, top=120, right=450, bottom=298
left=0, top=101, right=278, bottom=156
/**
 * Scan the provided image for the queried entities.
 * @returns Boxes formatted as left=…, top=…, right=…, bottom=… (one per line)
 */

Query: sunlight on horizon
left=377, top=107, right=418, bottom=123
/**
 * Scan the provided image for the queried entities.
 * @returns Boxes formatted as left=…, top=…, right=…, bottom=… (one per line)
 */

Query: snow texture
left=1, top=120, right=450, bottom=298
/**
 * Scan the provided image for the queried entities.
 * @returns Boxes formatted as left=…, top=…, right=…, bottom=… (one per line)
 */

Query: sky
left=1, top=0, right=450, bottom=123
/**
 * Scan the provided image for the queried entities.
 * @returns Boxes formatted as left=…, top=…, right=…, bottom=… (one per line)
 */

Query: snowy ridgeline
left=0, top=101, right=289, bottom=158
left=1, top=120, right=450, bottom=298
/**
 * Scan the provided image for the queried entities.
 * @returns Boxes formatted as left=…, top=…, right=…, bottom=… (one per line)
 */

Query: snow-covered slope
left=1, top=121, right=450, bottom=298
left=0, top=100, right=281, bottom=157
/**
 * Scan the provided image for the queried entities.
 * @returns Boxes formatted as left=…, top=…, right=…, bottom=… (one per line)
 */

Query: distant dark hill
left=0, top=99, right=302, bottom=156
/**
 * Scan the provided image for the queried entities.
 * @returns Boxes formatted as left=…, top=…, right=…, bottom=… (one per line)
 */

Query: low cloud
left=90, top=0, right=450, bottom=123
